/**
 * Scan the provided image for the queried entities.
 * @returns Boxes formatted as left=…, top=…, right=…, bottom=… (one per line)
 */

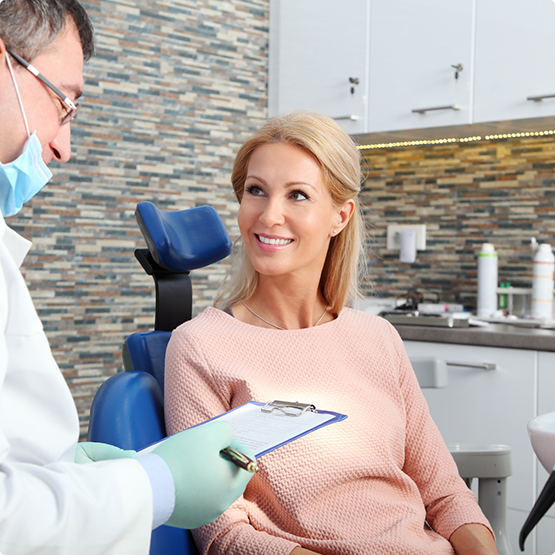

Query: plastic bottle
left=477, top=243, right=498, bottom=318
left=532, top=243, right=555, bottom=320
left=499, top=282, right=508, bottom=310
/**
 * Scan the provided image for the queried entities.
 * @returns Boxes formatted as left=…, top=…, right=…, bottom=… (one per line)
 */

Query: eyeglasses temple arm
left=6, top=48, right=76, bottom=110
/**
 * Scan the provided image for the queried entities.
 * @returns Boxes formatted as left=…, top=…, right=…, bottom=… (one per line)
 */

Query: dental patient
left=164, top=111, right=498, bottom=555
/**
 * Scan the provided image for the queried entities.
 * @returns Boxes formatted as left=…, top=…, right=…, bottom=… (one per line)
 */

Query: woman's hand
left=450, top=523, right=499, bottom=555
left=290, top=548, right=322, bottom=555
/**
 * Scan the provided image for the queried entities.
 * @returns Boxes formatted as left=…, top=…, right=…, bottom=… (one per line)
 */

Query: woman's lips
left=255, top=234, right=293, bottom=251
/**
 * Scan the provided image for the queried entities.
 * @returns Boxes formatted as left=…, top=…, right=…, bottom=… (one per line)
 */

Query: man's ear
left=0, top=38, right=10, bottom=81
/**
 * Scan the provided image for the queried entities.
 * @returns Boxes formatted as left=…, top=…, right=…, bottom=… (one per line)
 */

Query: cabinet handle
left=332, top=115, right=359, bottom=121
left=445, top=361, right=497, bottom=370
left=527, top=94, right=555, bottom=102
left=412, top=105, right=461, bottom=114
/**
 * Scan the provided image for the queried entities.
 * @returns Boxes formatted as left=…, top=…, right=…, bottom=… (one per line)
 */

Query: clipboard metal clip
left=261, top=400, right=316, bottom=417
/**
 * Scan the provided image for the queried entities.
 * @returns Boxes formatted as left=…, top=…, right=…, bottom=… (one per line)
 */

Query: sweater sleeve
left=164, top=326, right=301, bottom=555
left=388, top=325, right=494, bottom=540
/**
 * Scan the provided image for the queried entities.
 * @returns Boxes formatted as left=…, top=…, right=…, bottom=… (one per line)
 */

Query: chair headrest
left=135, top=202, right=232, bottom=272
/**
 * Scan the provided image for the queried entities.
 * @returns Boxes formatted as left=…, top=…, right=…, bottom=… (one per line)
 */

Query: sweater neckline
left=208, top=305, right=349, bottom=333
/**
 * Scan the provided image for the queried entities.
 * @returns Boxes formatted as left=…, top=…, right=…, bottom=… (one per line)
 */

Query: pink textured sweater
left=165, top=307, right=492, bottom=555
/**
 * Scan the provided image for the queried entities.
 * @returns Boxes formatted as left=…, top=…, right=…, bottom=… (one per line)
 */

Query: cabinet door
left=367, top=0, right=474, bottom=133
left=268, top=0, right=369, bottom=135
left=404, top=341, right=537, bottom=555
left=474, top=0, right=555, bottom=124
left=536, top=352, right=555, bottom=554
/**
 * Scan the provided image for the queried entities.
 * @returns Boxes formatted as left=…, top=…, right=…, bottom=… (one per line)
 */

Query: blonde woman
left=165, top=111, right=497, bottom=555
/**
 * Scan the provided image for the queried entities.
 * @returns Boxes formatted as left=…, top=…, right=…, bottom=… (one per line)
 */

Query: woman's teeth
left=257, top=235, right=293, bottom=246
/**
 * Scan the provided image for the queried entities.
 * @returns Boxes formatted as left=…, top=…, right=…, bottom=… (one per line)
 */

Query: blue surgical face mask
left=0, top=51, right=52, bottom=218
left=0, top=133, right=53, bottom=218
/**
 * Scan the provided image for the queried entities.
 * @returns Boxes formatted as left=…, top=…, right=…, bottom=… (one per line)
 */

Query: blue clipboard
left=201, top=400, right=348, bottom=458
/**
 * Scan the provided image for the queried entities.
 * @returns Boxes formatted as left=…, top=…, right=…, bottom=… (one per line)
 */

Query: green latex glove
left=75, top=441, right=138, bottom=464
left=153, top=420, right=256, bottom=529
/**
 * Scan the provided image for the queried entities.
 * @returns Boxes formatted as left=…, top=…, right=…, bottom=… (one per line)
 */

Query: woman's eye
left=245, top=185, right=264, bottom=196
left=290, top=190, right=309, bottom=201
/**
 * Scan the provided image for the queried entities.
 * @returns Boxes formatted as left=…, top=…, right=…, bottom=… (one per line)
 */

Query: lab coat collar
left=0, top=212, right=32, bottom=269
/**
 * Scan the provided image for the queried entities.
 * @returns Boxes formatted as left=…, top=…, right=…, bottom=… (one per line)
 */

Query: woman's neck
left=235, top=275, right=331, bottom=330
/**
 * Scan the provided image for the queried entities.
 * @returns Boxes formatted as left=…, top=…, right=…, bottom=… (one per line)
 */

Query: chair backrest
left=88, top=202, right=232, bottom=555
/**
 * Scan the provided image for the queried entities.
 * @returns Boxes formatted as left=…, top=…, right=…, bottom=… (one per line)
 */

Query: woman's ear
left=332, top=199, right=355, bottom=235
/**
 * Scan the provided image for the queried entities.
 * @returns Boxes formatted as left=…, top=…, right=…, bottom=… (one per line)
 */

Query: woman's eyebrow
left=246, top=175, right=316, bottom=190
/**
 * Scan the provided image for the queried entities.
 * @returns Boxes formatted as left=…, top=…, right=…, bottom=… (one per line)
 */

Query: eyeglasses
left=6, top=48, right=80, bottom=126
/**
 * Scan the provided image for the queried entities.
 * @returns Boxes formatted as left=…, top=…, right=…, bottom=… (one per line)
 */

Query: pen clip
left=261, top=400, right=316, bottom=417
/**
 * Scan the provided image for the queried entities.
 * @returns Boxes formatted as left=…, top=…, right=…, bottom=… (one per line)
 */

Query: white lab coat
left=0, top=213, right=153, bottom=555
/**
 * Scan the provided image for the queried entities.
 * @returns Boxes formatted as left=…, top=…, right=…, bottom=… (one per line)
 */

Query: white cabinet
left=268, top=0, right=369, bottom=135
left=536, top=352, right=555, bottom=554
left=367, top=0, right=474, bottom=133
left=269, top=0, right=555, bottom=137
left=474, top=0, right=555, bottom=125
left=404, top=341, right=537, bottom=555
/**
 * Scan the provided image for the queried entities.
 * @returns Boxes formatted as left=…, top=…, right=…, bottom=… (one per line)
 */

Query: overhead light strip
left=357, top=129, right=555, bottom=150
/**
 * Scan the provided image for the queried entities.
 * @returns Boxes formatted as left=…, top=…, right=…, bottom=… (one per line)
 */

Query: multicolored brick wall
left=9, top=0, right=268, bottom=437
left=359, top=135, right=555, bottom=307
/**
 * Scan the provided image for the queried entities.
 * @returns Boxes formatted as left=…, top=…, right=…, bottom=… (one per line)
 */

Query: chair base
left=448, top=443, right=513, bottom=555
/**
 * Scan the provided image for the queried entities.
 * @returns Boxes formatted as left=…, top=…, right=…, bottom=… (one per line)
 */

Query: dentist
left=0, top=0, right=255, bottom=553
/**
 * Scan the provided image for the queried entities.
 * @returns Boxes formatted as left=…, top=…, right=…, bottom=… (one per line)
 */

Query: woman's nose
left=259, top=197, right=285, bottom=228
left=48, top=123, right=72, bottom=163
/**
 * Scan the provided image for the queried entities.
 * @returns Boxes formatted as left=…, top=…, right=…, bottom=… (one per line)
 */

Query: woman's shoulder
left=173, top=306, right=232, bottom=333
left=339, top=306, right=396, bottom=331
left=337, top=307, right=403, bottom=347
left=169, top=306, right=237, bottom=343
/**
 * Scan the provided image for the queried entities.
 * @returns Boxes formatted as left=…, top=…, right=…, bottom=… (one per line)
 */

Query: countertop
left=394, top=322, right=555, bottom=352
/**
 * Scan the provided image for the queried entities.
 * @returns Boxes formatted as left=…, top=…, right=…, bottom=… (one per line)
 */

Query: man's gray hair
left=0, top=0, right=94, bottom=61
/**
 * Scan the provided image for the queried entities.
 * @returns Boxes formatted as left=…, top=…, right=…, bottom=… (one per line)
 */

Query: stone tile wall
left=360, top=135, right=555, bottom=308
left=9, top=0, right=268, bottom=437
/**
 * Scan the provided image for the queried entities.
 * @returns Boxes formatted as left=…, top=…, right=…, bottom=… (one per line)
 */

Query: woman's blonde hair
left=215, top=110, right=365, bottom=315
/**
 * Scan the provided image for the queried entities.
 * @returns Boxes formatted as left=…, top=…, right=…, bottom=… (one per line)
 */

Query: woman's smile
left=256, top=233, right=294, bottom=250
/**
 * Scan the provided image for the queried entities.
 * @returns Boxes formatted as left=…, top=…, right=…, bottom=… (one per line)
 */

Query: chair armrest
left=88, top=370, right=166, bottom=451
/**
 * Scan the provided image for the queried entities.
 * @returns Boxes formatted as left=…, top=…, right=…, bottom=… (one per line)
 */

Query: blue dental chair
left=87, top=201, right=232, bottom=555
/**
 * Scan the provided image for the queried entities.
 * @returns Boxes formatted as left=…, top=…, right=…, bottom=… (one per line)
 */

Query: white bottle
left=532, top=243, right=555, bottom=320
left=477, top=243, right=498, bottom=318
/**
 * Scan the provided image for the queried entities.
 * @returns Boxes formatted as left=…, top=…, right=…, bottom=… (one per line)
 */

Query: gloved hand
left=75, top=442, right=138, bottom=464
left=153, top=420, right=256, bottom=529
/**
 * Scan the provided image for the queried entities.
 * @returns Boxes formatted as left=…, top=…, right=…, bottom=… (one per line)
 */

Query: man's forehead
left=31, top=22, right=84, bottom=100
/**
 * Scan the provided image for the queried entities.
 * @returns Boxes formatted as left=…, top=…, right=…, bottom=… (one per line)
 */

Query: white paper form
left=205, top=401, right=347, bottom=457
left=139, top=401, right=347, bottom=458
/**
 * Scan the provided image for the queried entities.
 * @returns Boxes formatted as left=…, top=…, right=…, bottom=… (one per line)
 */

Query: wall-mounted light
left=357, top=129, right=555, bottom=150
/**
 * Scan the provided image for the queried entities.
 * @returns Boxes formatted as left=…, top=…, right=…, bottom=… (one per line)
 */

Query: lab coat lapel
left=0, top=213, right=32, bottom=269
